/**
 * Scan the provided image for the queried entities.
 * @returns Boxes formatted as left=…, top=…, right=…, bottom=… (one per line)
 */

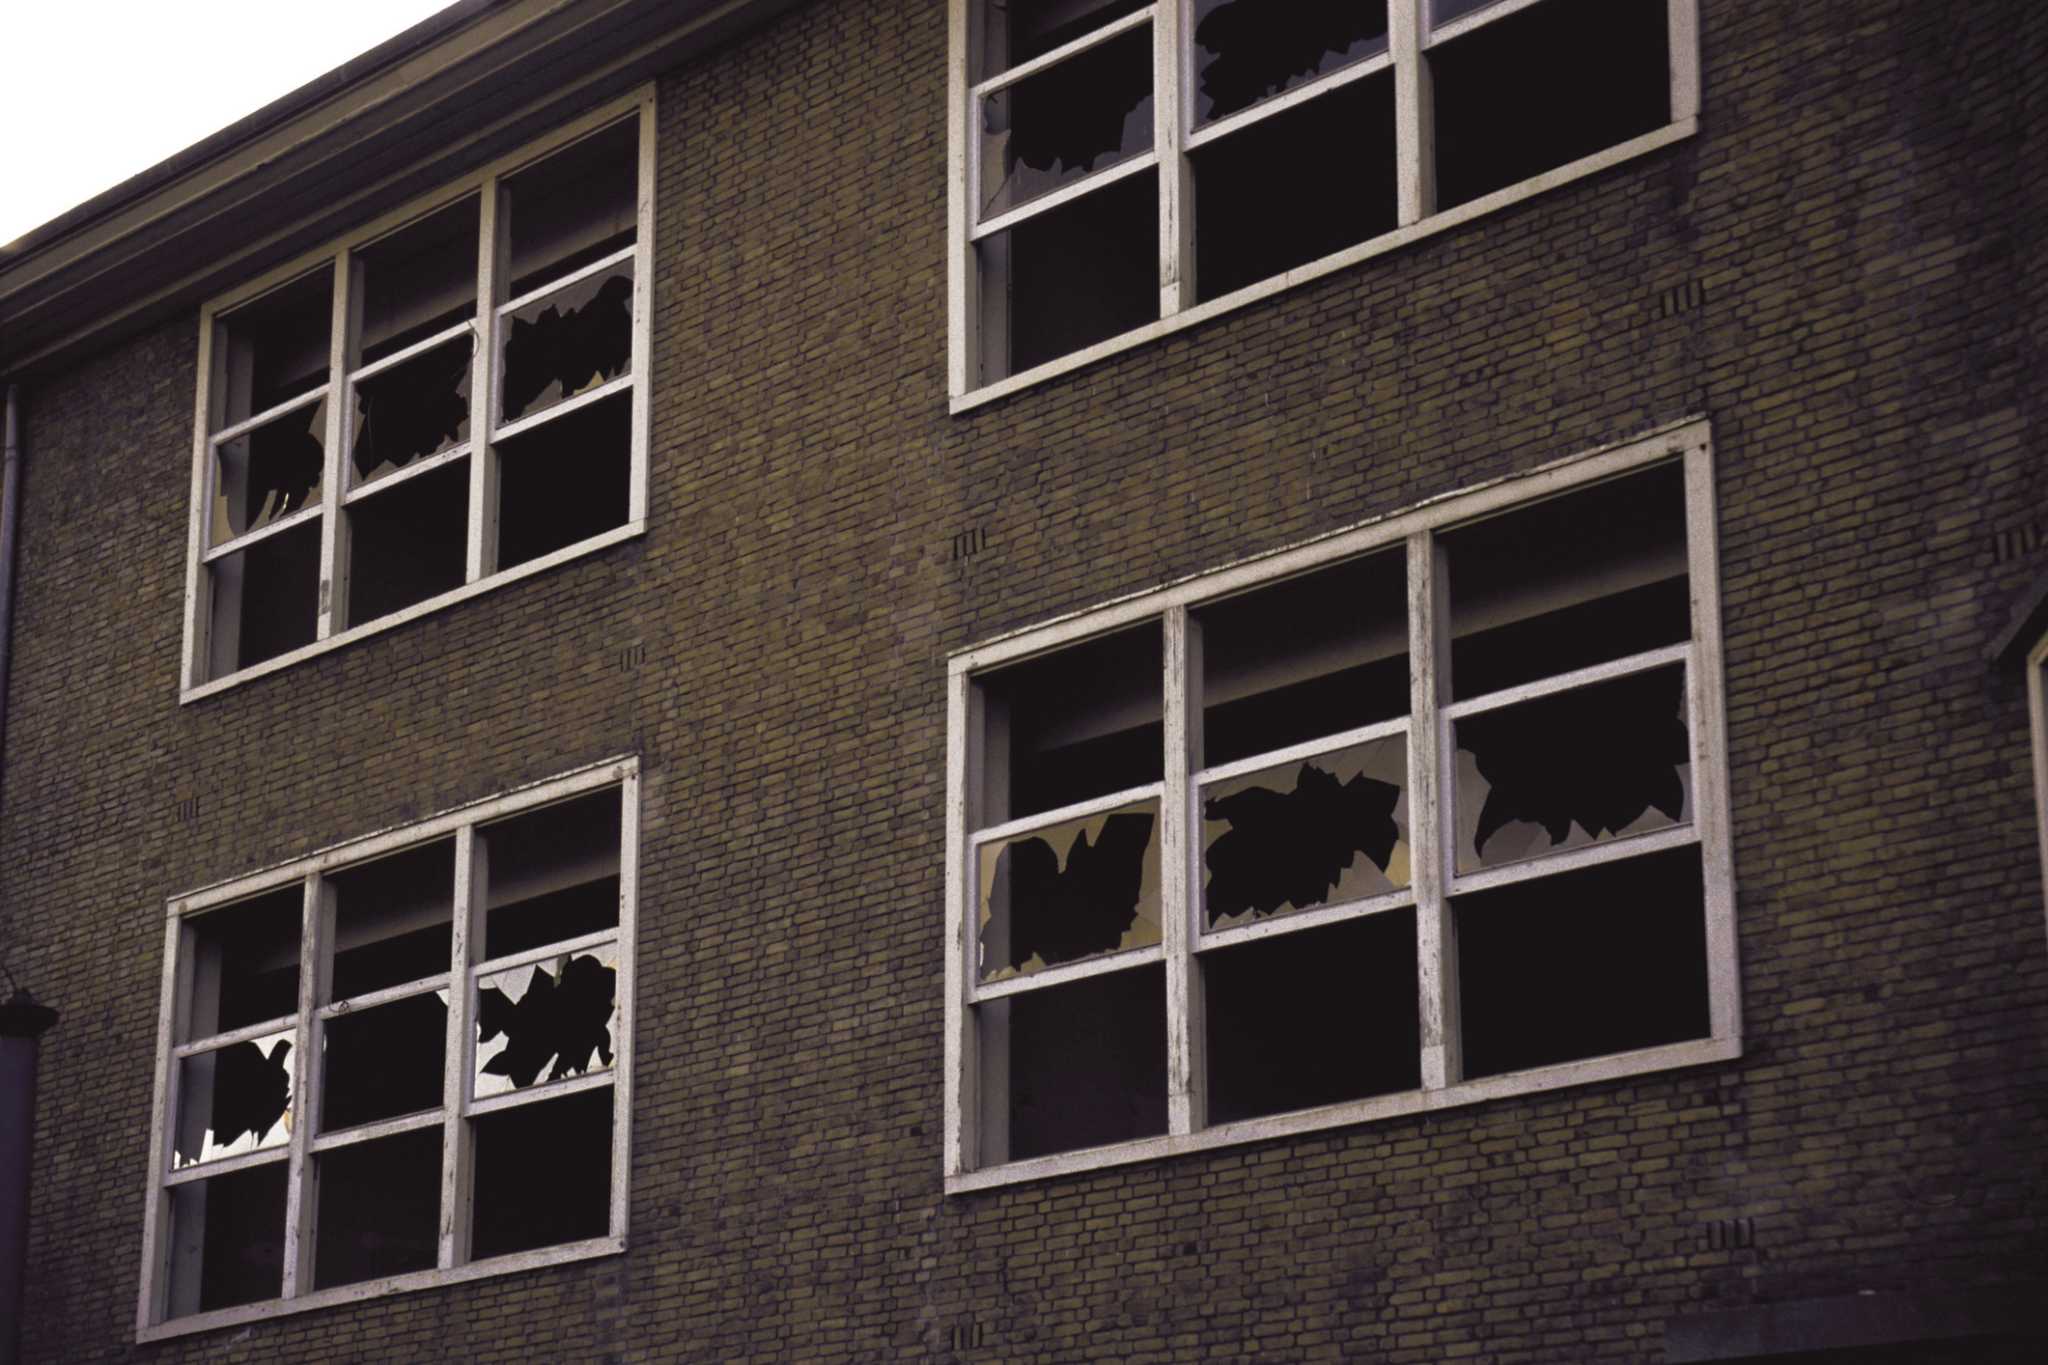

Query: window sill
left=135, top=1235, right=625, bottom=1343
left=180, top=521, right=644, bottom=704
left=943, top=1032, right=1740, bottom=1195
left=949, top=118, right=1697, bottom=415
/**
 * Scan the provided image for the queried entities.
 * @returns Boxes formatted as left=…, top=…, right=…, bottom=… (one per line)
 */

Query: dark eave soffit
left=0, top=0, right=797, bottom=380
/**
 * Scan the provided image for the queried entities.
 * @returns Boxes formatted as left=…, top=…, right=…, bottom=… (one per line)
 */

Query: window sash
left=181, top=90, right=653, bottom=697
left=140, top=759, right=637, bottom=1331
left=944, top=421, right=1738, bottom=1185
left=948, top=0, right=1704, bottom=401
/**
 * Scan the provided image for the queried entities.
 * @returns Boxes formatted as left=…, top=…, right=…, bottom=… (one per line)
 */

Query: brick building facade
left=1, top=0, right=2045, bottom=1360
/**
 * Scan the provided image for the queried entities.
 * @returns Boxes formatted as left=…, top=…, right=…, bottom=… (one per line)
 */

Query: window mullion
left=439, top=823, right=479, bottom=1269
left=1162, top=605, right=1203, bottom=1134
left=466, top=181, right=502, bottom=584
left=279, top=875, right=327, bottom=1297
left=947, top=0, right=975, bottom=398
left=1392, top=0, right=1432, bottom=224
left=314, top=250, right=351, bottom=640
left=1156, top=0, right=1194, bottom=316
left=1669, top=0, right=1701, bottom=122
left=1408, top=531, right=1458, bottom=1089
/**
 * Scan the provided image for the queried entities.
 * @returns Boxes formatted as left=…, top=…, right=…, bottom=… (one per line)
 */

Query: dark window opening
left=169, top=1163, right=287, bottom=1315
left=1192, top=0, right=1389, bottom=124
left=320, top=993, right=448, bottom=1131
left=1445, top=461, right=1688, bottom=698
left=344, top=459, right=469, bottom=629
left=504, top=117, right=638, bottom=301
left=980, top=24, right=1153, bottom=218
left=213, top=399, right=326, bottom=543
left=217, top=267, right=332, bottom=423
left=987, top=963, right=1167, bottom=1162
left=1456, top=845, right=1709, bottom=1078
left=1198, top=549, right=1408, bottom=767
left=480, top=788, right=623, bottom=960
left=979, top=622, right=1162, bottom=821
left=1431, top=0, right=1670, bottom=210
left=1204, top=912, right=1419, bottom=1125
left=1454, top=662, right=1690, bottom=872
left=981, top=802, right=1160, bottom=977
left=983, top=168, right=1158, bottom=379
left=330, top=840, right=456, bottom=1001
left=978, top=0, right=1150, bottom=76
left=186, top=889, right=302, bottom=1035
left=1202, top=736, right=1408, bottom=928
left=352, top=335, right=474, bottom=485
left=499, top=263, right=633, bottom=425
left=471, top=1089, right=614, bottom=1259
left=209, top=518, right=320, bottom=675
left=311, top=1128, right=441, bottom=1290
left=357, top=196, right=480, bottom=367
left=1194, top=72, right=1398, bottom=302
left=494, top=389, right=631, bottom=571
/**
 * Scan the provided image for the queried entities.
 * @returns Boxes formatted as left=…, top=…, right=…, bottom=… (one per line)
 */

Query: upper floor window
left=183, top=93, right=653, bottom=698
left=948, top=0, right=1700, bottom=403
left=138, top=761, right=638, bottom=1340
left=943, top=421, right=1738, bottom=1188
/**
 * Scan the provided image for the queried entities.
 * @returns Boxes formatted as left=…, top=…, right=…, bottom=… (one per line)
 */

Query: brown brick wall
left=5, top=0, right=2046, bottom=1360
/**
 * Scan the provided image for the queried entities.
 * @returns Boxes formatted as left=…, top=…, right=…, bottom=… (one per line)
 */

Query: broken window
left=949, top=432, right=1735, bottom=1183
left=187, top=102, right=648, bottom=688
left=144, top=764, right=637, bottom=1327
left=953, top=1, right=1697, bottom=393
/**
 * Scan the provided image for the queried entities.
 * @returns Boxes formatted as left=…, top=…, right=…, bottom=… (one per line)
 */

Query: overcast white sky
left=1, top=0, right=454, bottom=247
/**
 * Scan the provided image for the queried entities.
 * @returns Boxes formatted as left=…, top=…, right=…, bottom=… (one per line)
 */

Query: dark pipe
left=0, top=992, right=57, bottom=1365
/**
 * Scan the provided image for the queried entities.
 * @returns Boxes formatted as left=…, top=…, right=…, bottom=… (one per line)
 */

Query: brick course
left=4, top=0, right=2046, bottom=1360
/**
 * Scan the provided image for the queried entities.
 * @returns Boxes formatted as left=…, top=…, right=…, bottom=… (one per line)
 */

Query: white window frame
left=180, top=87, right=657, bottom=702
left=136, top=757, right=640, bottom=1341
left=946, top=0, right=1702, bottom=410
left=943, top=416, right=1738, bottom=1192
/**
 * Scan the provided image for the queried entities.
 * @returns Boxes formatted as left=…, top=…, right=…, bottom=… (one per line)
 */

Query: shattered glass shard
left=979, top=803, right=1160, bottom=980
left=499, top=264, right=634, bottom=424
left=1193, top=0, right=1389, bottom=123
left=174, top=1031, right=294, bottom=1169
left=474, top=949, right=618, bottom=1097
left=213, top=398, right=326, bottom=544
left=352, top=334, right=474, bottom=484
left=981, top=24, right=1154, bottom=217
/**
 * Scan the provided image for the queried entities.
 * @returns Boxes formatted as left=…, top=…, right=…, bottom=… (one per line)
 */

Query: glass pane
left=1454, top=663, right=1690, bottom=873
left=330, top=840, right=455, bottom=1002
left=504, top=115, right=638, bottom=299
left=1456, top=845, right=1709, bottom=1078
left=215, top=266, right=331, bottom=427
left=351, top=333, right=474, bottom=486
left=978, top=166, right=1159, bottom=379
left=212, top=397, right=326, bottom=544
left=1198, top=548, right=1407, bottom=768
left=977, top=622, right=1161, bottom=823
left=173, top=1029, right=295, bottom=1170
left=343, top=457, right=469, bottom=628
left=1201, top=735, right=1408, bottom=931
left=311, top=1127, right=441, bottom=1288
left=493, top=388, right=631, bottom=572
left=1445, top=461, right=1689, bottom=699
left=977, top=797, right=1160, bottom=983
left=980, top=24, right=1153, bottom=219
left=976, top=963, right=1166, bottom=1163
left=498, top=259, right=634, bottom=425
left=1192, top=0, right=1389, bottom=124
left=474, top=945, right=620, bottom=1099
left=977, top=0, right=1150, bottom=78
left=1203, top=912, right=1418, bottom=1125
left=1431, top=0, right=1670, bottom=210
left=481, top=787, right=622, bottom=961
left=471, top=1088, right=613, bottom=1258
left=207, top=517, right=320, bottom=676
left=320, top=990, right=449, bottom=1131
left=184, top=889, right=301, bottom=1039
left=357, top=195, right=479, bottom=366
left=1432, top=0, right=1499, bottom=25
left=167, top=1163, right=287, bottom=1316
